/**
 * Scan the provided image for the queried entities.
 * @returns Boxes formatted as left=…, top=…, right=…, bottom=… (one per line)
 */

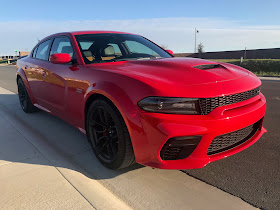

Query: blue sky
left=1, top=0, right=280, bottom=55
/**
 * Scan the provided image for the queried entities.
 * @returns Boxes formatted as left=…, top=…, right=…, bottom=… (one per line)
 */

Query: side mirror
left=50, top=53, right=71, bottom=64
left=166, top=50, right=173, bottom=55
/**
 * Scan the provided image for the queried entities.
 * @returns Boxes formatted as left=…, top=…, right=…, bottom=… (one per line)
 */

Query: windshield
left=75, top=33, right=172, bottom=64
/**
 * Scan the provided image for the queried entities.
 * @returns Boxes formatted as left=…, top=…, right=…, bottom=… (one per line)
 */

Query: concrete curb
left=258, top=76, right=280, bottom=81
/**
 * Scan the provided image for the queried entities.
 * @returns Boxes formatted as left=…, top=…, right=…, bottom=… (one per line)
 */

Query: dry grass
left=209, top=59, right=280, bottom=76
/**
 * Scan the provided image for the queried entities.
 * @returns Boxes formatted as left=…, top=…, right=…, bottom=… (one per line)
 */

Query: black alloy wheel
left=17, top=78, right=37, bottom=113
left=89, top=106, right=118, bottom=162
left=86, top=99, right=135, bottom=169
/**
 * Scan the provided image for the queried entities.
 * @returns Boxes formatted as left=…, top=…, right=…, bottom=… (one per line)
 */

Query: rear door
left=26, top=39, right=53, bottom=108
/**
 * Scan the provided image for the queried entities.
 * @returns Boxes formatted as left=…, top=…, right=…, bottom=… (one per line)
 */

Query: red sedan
left=16, top=31, right=266, bottom=169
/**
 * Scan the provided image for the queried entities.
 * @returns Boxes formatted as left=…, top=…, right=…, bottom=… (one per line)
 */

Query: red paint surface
left=50, top=53, right=71, bottom=64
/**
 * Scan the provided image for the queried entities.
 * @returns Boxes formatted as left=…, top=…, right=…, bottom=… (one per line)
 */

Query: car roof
left=48, top=31, right=136, bottom=37
left=39, top=31, right=137, bottom=43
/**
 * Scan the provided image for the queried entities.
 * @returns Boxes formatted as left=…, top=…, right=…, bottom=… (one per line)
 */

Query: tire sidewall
left=17, top=78, right=28, bottom=112
left=86, top=99, right=129, bottom=169
left=17, top=78, right=36, bottom=113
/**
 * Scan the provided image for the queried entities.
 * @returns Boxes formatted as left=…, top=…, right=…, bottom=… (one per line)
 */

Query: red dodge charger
left=16, top=31, right=266, bottom=169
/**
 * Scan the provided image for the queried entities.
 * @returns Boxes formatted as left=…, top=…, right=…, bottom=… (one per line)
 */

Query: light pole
left=194, top=28, right=199, bottom=53
left=14, top=50, right=18, bottom=58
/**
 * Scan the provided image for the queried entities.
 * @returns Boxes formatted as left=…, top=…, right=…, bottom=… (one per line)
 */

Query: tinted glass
left=80, top=41, right=94, bottom=50
left=50, top=37, right=74, bottom=59
left=75, top=33, right=171, bottom=64
left=109, top=43, right=122, bottom=55
left=125, top=40, right=159, bottom=56
left=35, top=40, right=51, bottom=60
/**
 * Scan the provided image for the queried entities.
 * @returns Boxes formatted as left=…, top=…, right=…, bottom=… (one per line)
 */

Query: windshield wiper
left=136, top=57, right=153, bottom=60
left=111, top=56, right=162, bottom=62
left=136, top=56, right=162, bottom=60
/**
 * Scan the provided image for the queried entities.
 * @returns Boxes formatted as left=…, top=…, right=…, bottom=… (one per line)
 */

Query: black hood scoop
left=193, top=64, right=225, bottom=70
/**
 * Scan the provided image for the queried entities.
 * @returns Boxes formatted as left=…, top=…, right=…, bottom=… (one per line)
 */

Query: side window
left=124, top=40, right=159, bottom=56
left=50, top=37, right=74, bottom=59
left=35, top=40, right=52, bottom=60
left=32, top=47, right=38, bottom=58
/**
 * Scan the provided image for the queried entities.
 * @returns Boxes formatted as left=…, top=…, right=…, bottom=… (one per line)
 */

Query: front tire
left=17, top=78, right=37, bottom=113
left=86, top=99, right=135, bottom=169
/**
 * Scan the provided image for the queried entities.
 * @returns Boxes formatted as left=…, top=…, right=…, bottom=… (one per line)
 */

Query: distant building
left=173, top=53, right=194, bottom=57
left=0, top=51, right=29, bottom=60
left=0, top=55, right=18, bottom=60
left=19, top=51, right=30, bottom=57
left=186, top=48, right=280, bottom=59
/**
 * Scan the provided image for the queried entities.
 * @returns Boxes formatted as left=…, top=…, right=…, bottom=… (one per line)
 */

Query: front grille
left=199, top=87, right=260, bottom=115
left=207, top=120, right=261, bottom=155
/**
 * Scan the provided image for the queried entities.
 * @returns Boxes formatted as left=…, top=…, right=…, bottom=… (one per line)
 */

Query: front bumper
left=135, top=92, right=266, bottom=169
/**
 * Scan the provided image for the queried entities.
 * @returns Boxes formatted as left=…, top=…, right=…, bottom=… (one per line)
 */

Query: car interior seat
left=101, top=45, right=116, bottom=61
left=83, top=51, right=95, bottom=62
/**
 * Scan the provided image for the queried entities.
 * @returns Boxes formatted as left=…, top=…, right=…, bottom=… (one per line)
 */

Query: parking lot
left=0, top=65, right=279, bottom=209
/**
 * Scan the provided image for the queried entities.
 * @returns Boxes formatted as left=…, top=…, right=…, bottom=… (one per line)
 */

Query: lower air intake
left=207, top=120, right=261, bottom=156
left=160, top=136, right=202, bottom=160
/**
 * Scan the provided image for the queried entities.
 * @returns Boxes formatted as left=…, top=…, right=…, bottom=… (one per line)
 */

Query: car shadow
left=0, top=93, right=144, bottom=181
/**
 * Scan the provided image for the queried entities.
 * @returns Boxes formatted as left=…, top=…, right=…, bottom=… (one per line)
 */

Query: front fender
left=83, top=80, right=151, bottom=163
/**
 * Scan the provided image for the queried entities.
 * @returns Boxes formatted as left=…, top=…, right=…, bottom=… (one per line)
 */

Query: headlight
left=137, top=97, right=201, bottom=114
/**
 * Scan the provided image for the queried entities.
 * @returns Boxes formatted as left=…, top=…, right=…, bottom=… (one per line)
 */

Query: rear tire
left=86, top=99, right=135, bottom=169
left=17, top=78, right=37, bottom=113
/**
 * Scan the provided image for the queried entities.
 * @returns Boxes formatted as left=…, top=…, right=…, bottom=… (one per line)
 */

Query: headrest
left=83, top=51, right=93, bottom=57
left=102, top=45, right=115, bottom=56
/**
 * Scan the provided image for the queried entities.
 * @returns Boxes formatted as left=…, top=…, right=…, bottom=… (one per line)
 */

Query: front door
left=40, top=36, right=76, bottom=117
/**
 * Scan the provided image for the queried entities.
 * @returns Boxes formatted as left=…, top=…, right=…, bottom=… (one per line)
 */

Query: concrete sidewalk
left=0, top=87, right=131, bottom=210
left=0, top=86, right=257, bottom=210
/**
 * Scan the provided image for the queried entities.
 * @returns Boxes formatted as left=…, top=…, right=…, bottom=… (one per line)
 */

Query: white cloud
left=0, top=17, right=280, bottom=55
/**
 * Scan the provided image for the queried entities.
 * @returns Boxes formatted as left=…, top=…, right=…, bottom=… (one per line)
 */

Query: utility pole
left=194, top=28, right=199, bottom=53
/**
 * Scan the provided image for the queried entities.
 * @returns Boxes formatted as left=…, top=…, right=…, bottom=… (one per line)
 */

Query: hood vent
left=193, top=64, right=224, bottom=70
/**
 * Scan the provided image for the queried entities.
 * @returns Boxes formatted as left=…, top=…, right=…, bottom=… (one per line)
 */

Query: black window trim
left=32, top=47, right=38, bottom=58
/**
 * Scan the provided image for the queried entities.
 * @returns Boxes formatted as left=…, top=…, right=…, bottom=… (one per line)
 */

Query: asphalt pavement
left=183, top=78, right=280, bottom=210
left=0, top=65, right=279, bottom=209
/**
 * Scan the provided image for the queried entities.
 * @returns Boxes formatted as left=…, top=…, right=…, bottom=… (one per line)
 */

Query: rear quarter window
left=35, top=40, right=52, bottom=60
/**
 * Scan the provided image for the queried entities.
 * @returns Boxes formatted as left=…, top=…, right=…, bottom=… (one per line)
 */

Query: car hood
left=90, top=57, right=249, bottom=86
